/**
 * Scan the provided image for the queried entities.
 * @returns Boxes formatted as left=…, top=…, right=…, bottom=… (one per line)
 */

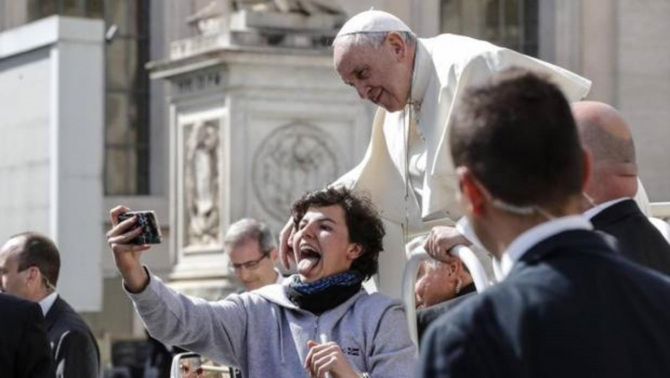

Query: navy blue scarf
left=286, top=270, right=365, bottom=315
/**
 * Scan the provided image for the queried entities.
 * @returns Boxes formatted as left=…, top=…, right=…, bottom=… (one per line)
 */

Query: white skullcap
left=335, top=10, right=412, bottom=39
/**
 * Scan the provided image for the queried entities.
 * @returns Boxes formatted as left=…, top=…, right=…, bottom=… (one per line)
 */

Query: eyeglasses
left=228, top=253, right=269, bottom=272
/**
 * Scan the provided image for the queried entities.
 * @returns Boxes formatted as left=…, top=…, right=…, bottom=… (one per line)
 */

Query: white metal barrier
left=402, top=245, right=491, bottom=346
left=649, top=217, right=670, bottom=244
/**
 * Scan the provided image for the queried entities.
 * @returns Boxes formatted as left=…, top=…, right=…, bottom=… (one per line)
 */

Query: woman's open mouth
left=297, top=245, right=322, bottom=276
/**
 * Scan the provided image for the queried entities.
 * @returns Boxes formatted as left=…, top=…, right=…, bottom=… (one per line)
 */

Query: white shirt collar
left=499, top=215, right=593, bottom=279
left=39, top=292, right=58, bottom=317
left=583, top=197, right=630, bottom=220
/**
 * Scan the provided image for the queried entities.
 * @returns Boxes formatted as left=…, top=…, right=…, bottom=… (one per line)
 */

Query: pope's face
left=333, top=36, right=412, bottom=112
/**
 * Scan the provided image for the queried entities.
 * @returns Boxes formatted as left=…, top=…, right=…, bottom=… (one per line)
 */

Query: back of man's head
left=450, top=68, right=585, bottom=212
left=572, top=101, right=637, bottom=203
left=12, top=232, right=60, bottom=287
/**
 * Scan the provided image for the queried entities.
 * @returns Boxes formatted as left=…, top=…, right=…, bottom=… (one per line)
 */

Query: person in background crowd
left=404, top=236, right=474, bottom=342
left=574, top=101, right=670, bottom=275
left=0, top=232, right=100, bottom=378
left=225, top=218, right=283, bottom=291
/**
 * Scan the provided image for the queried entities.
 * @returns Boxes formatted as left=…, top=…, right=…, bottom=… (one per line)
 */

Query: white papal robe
left=336, top=34, right=592, bottom=297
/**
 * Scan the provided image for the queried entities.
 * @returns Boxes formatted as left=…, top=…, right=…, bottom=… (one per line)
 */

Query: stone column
left=582, top=0, right=617, bottom=104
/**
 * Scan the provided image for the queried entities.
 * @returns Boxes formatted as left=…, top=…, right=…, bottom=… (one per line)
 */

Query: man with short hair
left=224, top=218, right=282, bottom=291
left=0, top=232, right=100, bottom=378
left=0, top=293, right=53, bottom=378
left=420, top=69, right=670, bottom=377
left=224, top=218, right=282, bottom=377
left=574, top=101, right=670, bottom=275
left=280, top=10, right=591, bottom=294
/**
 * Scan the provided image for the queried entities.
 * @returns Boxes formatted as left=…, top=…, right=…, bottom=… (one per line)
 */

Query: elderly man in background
left=574, top=101, right=670, bottom=275
left=280, top=9, right=591, bottom=295
left=225, top=218, right=283, bottom=291
left=403, top=237, right=474, bottom=342
left=0, top=232, right=100, bottom=378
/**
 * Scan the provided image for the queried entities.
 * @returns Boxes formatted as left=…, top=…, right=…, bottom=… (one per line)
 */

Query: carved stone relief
left=173, top=70, right=223, bottom=96
left=252, top=122, right=341, bottom=223
left=184, top=120, right=221, bottom=249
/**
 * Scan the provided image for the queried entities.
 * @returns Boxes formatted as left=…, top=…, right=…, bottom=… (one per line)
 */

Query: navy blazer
left=0, top=293, right=53, bottom=378
left=591, top=198, right=670, bottom=275
left=45, top=296, right=100, bottom=378
left=420, top=230, right=670, bottom=378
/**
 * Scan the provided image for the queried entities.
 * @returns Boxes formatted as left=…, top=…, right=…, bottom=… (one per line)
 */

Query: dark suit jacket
left=45, top=296, right=100, bottom=378
left=0, top=293, right=53, bottom=378
left=591, top=198, right=670, bottom=275
left=420, top=230, right=670, bottom=378
left=416, top=282, right=476, bottom=343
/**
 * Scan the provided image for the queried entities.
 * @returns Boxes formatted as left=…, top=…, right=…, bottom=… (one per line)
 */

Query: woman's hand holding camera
left=106, top=206, right=151, bottom=293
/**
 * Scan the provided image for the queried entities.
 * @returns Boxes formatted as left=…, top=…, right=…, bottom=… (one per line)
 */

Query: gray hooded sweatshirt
left=127, top=272, right=417, bottom=377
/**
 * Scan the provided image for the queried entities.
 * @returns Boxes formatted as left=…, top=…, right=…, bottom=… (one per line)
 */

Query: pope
left=280, top=10, right=592, bottom=296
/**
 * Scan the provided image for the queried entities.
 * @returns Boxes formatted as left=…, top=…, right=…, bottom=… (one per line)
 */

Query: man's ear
left=347, top=243, right=364, bottom=261
left=26, top=266, right=41, bottom=287
left=456, top=167, right=486, bottom=216
left=385, top=32, right=406, bottom=59
left=448, top=260, right=462, bottom=276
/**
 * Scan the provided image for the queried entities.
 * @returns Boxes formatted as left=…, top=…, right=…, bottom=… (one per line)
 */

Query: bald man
left=574, top=101, right=670, bottom=275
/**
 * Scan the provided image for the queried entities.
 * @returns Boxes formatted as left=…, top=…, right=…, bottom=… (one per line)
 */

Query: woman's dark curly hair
left=291, top=186, right=385, bottom=280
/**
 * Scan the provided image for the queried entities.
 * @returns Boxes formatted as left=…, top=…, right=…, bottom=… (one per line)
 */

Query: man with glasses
left=225, top=218, right=283, bottom=291
left=0, top=232, right=100, bottom=378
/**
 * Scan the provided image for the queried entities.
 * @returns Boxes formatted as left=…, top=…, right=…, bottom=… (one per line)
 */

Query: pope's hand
left=107, top=206, right=151, bottom=293
left=423, top=226, right=472, bottom=263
